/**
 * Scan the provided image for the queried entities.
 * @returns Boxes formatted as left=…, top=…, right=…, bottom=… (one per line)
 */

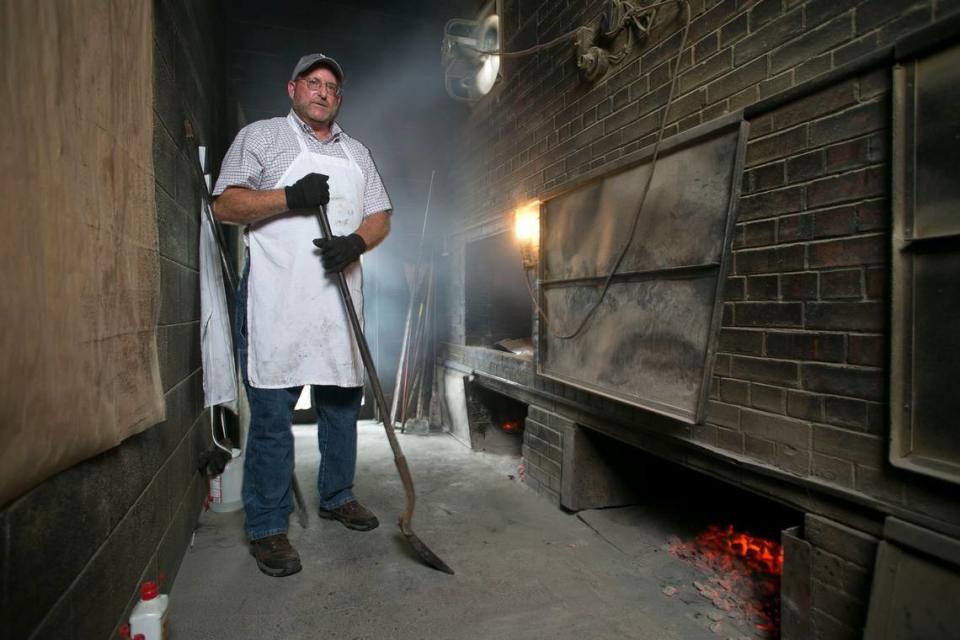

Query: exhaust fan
left=441, top=0, right=501, bottom=101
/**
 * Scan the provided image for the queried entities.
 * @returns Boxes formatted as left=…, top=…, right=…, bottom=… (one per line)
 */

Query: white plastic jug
left=130, top=581, right=168, bottom=640
left=209, top=448, right=243, bottom=512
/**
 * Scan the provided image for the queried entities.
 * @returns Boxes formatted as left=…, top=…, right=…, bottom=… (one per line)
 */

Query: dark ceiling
left=247, top=0, right=484, bottom=22
left=224, top=0, right=478, bottom=124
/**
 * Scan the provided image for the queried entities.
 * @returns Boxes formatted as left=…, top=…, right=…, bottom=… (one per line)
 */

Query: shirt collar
left=289, top=110, right=342, bottom=142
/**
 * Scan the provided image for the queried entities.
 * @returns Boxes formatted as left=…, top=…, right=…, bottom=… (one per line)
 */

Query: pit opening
left=464, top=232, right=532, bottom=350
left=567, top=428, right=802, bottom=639
left=465, top=383, right=527, bottom=456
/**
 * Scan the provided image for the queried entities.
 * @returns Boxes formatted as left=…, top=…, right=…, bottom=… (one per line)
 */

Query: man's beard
left=294, top=101, right=338, bottom=128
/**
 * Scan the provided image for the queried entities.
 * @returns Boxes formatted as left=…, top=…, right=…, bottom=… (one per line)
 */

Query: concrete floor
left=169, top=422, right=726, bottom=640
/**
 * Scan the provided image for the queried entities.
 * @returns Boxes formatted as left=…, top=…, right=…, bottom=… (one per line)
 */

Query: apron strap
left=287, top=113, right=362, bottom=184
left=287, top=113, right=363, bottom=174
left=286, top=114, right=310, bottom=154
left=338, top=137, right=358, bottom=167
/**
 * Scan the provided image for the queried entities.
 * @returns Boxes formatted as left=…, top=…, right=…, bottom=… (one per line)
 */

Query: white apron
left=246, top=115, right=366, bottom=388
left=199, top=198, right=238, bottom=412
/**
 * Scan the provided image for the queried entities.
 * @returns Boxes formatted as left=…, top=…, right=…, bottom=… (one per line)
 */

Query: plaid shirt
left=213, top=111, right=392, bottom=217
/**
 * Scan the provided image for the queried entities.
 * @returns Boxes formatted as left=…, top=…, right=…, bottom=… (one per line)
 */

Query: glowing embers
left=499, top=420, right=521, bottom=433
left=668, top=524, right=784, bottom=638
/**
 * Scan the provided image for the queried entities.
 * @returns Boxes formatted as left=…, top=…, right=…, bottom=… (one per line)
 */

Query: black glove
left=198, top=439, right=234, bottom=477
left=312, top=233, right=367, bottom=273
left=285, top=173, right=329, bottom=210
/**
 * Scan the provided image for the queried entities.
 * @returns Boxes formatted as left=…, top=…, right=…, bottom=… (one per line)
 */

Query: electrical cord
left=462, top=28, right=581, bottom=58
left=526, top=0, right=693, bottom=340
left=607, top=29, right=635, bottom=65
left=460, top=0, right=679, bottom=59
left=606, top=4, right=658, bottom=64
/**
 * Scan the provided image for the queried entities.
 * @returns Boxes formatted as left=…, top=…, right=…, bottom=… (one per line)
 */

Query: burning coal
left=500, top=420, right=521, bottom=433
left=668, top=524, right=784, bottom=638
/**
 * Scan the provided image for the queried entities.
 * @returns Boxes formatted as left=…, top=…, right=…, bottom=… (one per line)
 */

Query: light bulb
left=514, top=201, right=540, bottom=243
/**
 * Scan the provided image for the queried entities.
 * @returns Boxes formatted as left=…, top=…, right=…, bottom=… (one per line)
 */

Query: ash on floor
left=170, top=422, right=723, bottom=640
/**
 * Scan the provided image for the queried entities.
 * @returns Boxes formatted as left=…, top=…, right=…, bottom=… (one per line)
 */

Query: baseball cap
left=290, top=53, right=344, bottom=84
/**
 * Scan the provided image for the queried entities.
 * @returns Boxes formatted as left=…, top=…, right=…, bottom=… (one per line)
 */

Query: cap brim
left=292, top=57, right=344, bottom=83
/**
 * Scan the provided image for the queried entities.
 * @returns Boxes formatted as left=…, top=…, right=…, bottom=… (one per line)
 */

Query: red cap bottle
left=130, top=578, right=168, bottom=639
left=140, top=581, right=159, bottom=600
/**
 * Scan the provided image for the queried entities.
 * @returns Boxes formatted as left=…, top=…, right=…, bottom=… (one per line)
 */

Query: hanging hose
left=210, top=410, right=232, bottom=455
left=523, top=0, right=693, bottom=340
left=199, top=410, right=234, bottom=477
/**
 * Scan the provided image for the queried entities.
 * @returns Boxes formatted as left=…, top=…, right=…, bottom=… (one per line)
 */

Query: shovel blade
left=404, top=531, right=454, bottom=574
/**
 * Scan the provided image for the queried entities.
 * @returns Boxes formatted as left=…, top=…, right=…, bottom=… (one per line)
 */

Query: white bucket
left=209, top=448, right=243, bottom=512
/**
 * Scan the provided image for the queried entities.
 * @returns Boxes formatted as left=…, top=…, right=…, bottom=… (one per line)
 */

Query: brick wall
left=523, top=406, right=565, bottom=504
left=709, top=71, right=889, bottom=485
left=445, top=343, right=535, bottom=386
left=523, top=404, right=640, bottom=510
left=804, top=514, right=878, bottom=638
left=0, top=2, right=228, bottom=639
left=440, top=0, right=960, bottom=607
left=781, top=512, right=879, bottom=640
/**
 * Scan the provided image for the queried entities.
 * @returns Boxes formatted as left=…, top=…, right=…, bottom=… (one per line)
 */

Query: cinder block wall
left=438, top=0, right=960, bottom=633
left=0, top=2, right=228, bottom=639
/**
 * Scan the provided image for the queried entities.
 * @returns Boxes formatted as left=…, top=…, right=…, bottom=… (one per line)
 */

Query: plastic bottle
left=129, top=580, right=169, bottom=640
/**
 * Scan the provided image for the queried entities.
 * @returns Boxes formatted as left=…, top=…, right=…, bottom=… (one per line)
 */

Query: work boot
left=249, top=533, right=302, bottom=577
left=317, top=500, right=379, bottom=531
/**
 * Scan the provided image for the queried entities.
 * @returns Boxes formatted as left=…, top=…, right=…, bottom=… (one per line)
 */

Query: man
left=213, top=53, right=392, bottom=577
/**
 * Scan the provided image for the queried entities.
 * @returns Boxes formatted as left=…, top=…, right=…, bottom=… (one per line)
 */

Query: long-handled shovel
left=316, top=206, right=454, bottom=575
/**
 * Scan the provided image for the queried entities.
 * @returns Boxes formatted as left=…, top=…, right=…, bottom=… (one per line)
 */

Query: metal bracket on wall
left=576, top=0, right=658, bottom=82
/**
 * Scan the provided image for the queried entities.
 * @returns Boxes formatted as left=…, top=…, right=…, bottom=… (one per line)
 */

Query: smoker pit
left=464, top=231, right=532, bottom=350
left=464, top=383, right=527, bottom=455
left=547, top=427, right=803, bottom=639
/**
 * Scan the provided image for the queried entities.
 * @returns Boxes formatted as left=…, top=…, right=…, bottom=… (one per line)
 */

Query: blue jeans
left=237, top=259, right=362, bottom=541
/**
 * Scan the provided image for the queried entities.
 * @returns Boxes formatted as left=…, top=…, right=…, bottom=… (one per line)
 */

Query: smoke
left=327, top=12, right=473, bottom=391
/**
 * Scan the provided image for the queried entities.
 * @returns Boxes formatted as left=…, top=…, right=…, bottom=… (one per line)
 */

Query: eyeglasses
left=300, top=77, right=342, bottom=96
